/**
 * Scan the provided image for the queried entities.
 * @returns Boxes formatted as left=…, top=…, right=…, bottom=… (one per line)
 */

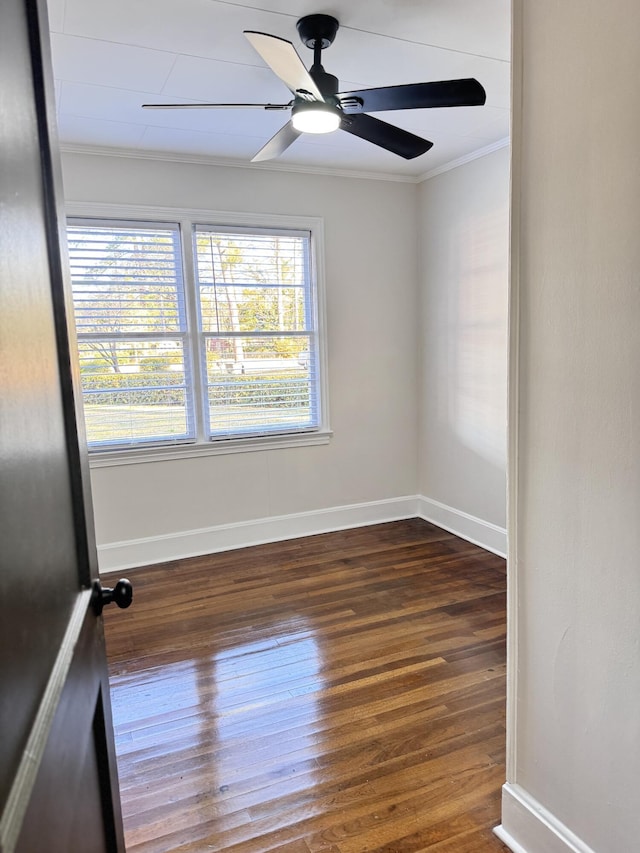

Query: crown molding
left=418, top=136, right=510, bottom=182
left=59, top=143, right=419, bottom=184
left=59, top=140, right=511, bottom=185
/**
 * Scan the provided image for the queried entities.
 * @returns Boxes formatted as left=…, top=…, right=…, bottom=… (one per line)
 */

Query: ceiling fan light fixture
left=291, top=102, right=341, bottom=134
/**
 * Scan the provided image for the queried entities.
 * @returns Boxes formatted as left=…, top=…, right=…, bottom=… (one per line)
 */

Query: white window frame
left=66, top=203, right=331, bottom=468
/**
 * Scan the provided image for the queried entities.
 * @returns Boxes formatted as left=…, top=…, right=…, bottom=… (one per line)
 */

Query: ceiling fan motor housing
left=309, top=69, right=339, bottom=104
left=296, top=14, right=339, bottom=49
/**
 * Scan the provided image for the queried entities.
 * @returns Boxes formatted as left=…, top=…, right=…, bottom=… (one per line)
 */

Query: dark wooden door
left=0, top=1, right=126, bottom=851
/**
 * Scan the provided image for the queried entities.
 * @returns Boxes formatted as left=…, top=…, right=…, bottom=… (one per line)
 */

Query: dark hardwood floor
left=102, top=519, right=508, bottom=853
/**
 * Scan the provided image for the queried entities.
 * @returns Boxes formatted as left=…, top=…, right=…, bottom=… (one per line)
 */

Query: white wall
left=498, top=1, right=640, bottom=851
left=61, top=152, right=421, bottom=567
left=418, top=147, right=509, bottom=552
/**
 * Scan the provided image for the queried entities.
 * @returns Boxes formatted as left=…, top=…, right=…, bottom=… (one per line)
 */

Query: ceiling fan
left=142, top=14, right=486, bottom=163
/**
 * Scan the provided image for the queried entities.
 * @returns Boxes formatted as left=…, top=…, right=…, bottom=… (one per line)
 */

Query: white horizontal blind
left=67, top=219, right=194, bottom=448
left=193, top=226, right=320, bottom=439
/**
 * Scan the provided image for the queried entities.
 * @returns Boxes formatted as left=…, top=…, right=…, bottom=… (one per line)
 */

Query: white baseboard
left=97, top=493, right=506, bottom=573
left=417, top=495, right=507, bottom=557
left=496, top=784, right=596, bottom=853
left=97, top=495, right=419, bottom=573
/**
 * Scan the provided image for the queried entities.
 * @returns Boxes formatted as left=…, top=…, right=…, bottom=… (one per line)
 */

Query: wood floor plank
left=103, top=519, right=508, bottom=852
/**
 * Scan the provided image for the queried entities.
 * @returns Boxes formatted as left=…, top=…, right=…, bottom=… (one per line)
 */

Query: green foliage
left=81, top=359, right=108, bottom=373
left=80, top=370, right=310, bottom=410
left=139, top=356, right=181, bottom=371
left=237, top=287, right=304, bottom=335
left=272, top=338, right=305, bottom=358
left=81, top=372, right=185, bottom=405
left=208, top=373, right=310, bottom=409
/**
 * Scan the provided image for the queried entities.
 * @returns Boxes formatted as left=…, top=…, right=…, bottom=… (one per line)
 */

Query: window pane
left=68, top=224, right=184, bottom=334
left=204, top=335, right=315, bottom=438
left=78, top=340, right=191, bottom=447
left=67, top=218, right=194, bottom=450
left=195, top=232, right=306, bottom=288
left=194, top=226, right=320, bottom=441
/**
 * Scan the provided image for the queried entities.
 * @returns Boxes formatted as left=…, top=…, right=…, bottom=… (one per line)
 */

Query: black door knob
left=92, top=578, right=133, bottom=615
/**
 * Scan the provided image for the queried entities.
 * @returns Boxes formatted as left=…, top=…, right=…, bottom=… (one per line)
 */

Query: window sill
left=87, top=430, right=333, bottom=468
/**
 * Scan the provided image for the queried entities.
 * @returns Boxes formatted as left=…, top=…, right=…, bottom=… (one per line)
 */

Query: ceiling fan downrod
left=296, top=14, right=340, bottom=103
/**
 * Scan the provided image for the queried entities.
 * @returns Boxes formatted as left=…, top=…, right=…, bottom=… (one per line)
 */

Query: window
left=66, top=213, right=327, bottom=458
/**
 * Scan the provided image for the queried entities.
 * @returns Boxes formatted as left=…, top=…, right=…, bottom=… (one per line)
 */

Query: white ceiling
left=48, top=0, right=511, bottom=179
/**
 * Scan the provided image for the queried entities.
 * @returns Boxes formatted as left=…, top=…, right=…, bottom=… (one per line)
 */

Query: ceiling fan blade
left=142, top=102, right=290, bottom=110
left=339, top=79, right=486, bottom=113
left=341, top=113, right=432, bottom=160
left=244, top=31, right=324, bottom=102
left=251, top=120, right=302, bottom=162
